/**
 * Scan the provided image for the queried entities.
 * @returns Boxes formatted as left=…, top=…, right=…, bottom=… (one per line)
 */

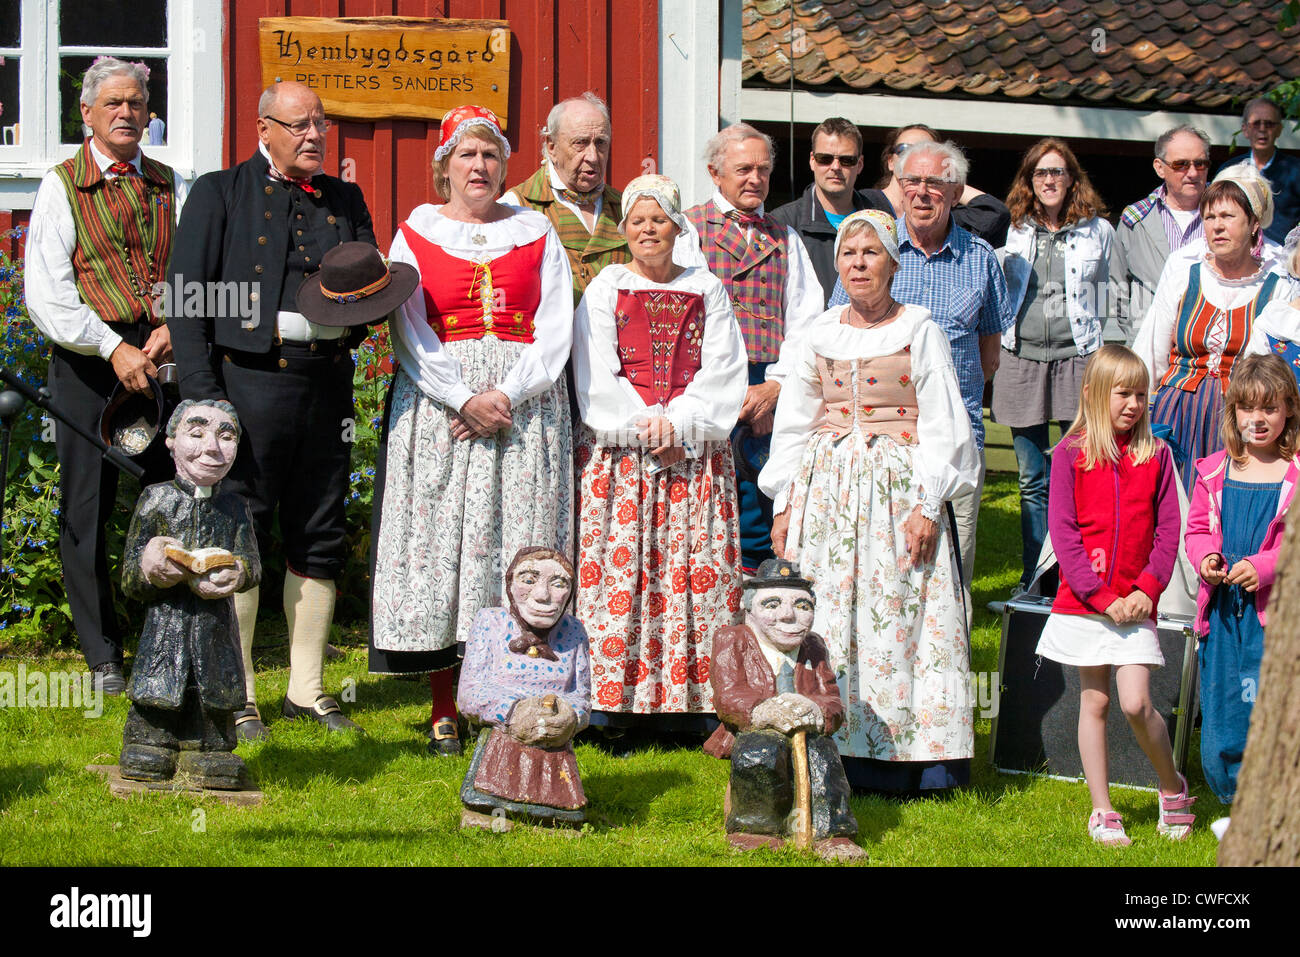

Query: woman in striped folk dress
left=1134, top=165, right=1294, bottom=491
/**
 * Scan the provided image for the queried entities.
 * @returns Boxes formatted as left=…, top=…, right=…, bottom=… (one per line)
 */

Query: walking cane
left=790, top=728, right=813, bottom=849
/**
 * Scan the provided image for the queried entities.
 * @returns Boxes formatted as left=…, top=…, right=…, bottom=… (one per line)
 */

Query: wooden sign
left=259, top=17, right=510, bottom=125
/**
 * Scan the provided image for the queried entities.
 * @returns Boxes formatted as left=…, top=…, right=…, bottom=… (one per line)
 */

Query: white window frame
left=0, top=0, right=223, bottom=208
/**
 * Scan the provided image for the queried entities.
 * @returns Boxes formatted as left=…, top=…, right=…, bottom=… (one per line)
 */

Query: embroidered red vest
left=52, top=141, right=176, bottom=326
left=614, top=288, right=706, bottom=405
left=685, top=202, right=787, bottom=363
left=397, top=225, right=545, bottom=343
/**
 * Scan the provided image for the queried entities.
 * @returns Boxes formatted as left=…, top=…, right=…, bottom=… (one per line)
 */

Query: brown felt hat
left=296, top=242, right=420, bottom=327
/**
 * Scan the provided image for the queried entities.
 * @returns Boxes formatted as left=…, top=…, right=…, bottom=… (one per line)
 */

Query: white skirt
left=1035, top=612, right=1165, bottom=668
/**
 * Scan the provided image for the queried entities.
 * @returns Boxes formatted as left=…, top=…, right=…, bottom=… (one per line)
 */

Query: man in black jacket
left=168, top=81, right=374, bottom=740
left=770, top=118, right=868, bottom=306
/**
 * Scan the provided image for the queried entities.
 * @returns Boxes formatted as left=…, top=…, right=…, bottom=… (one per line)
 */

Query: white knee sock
left=284, top=571, right=335, bottom=707
left=233, top=586, right=260, bottom=705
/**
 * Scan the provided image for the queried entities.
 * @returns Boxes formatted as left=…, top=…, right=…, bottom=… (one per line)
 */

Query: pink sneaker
left=1157, top=773, right=1196, bottom=841
left=1088, top=809, right=1132, bottom=846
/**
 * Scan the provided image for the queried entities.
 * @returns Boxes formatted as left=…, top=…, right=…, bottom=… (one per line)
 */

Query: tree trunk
left=1218, top=514, right=1300, bottom=866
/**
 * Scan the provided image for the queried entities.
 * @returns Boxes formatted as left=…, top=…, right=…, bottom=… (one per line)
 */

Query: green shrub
left=0, top=225, right=77, bottom=650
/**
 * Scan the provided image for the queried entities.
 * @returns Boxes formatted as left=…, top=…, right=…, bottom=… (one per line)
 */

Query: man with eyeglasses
left=169, top=80, right=376, bottom=740
left=827, top=139, right=1013, bottom=607
left=1111, top=125, right=1212, bottom=342
left=769, top=117, right=871, bottom=304
left=1217, top=97, right=1300, bottom=246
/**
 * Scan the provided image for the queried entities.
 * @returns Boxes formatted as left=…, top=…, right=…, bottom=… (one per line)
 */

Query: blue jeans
left=1011, top=423, right=1062, bottom=587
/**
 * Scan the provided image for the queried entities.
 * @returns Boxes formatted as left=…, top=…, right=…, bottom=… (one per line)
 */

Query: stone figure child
left=118, top=399, right=261, bottom=790
left=458, top=547, right=592, bottom=825
left=707, top=559, right=865, bottom=861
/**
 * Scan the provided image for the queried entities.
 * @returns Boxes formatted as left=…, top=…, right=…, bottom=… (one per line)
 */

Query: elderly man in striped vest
left=25, top=57, right=187, bottom=695
left=502, top=92, right=630, bottom=304
left=678, top=124, right=823, bottom=572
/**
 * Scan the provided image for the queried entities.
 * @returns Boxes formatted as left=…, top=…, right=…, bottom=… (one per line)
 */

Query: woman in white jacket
left=994, top=138, right=1113, bottom=592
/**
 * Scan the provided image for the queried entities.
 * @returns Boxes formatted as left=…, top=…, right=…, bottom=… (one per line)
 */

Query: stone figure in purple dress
left=457, top=546, right=592, bottom=826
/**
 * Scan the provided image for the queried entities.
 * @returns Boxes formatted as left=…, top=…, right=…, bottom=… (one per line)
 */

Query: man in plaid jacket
left=676, top=124, right=823, bottom=572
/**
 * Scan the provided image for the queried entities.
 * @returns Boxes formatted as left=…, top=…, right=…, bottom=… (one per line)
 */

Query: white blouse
left=759, top=304, right=980, bottom=518
left=573, top=264, right=748, bottom=451
left=1244, top=297, right=1300, bottom=356
left=387, top=203, right=575, bottom=411
left=1132, top=247, right=1294, bottom=389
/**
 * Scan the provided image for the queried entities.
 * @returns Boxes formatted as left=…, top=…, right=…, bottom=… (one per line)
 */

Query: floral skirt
left=787, top=431, right=973, bottom=763
left=576, top=431, right=743, bottom=715
left=371, top=339, right=573, bottom=656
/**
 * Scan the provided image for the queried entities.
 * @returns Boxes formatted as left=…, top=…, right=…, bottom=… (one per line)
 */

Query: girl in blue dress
left=1185, top=353, right=1300, bottom=805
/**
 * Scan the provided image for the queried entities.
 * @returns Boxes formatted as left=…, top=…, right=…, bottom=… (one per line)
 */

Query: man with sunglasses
left=1217, top=98, right=1300, bottom=246
left=1111, top=125, right=1212, bottom=342
left=168, top=80, right=376, bottom=740
left=770, top=117, right=871, bottom=304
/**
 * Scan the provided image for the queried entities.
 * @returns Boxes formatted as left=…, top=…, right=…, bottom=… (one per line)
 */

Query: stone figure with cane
left=706, top=559, right=865, bottom=861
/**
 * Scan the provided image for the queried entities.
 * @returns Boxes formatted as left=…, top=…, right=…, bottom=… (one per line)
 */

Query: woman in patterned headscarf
left=572, top=173, right=747, bottom=738
left=760, top=209, right=981, bottom=794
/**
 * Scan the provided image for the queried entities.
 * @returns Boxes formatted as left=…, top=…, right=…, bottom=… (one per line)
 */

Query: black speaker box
left=989, top=594, right=1198, bottom=789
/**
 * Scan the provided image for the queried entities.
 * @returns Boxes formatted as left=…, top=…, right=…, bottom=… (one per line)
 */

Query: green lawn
left=0, top=473, right=1221, bottom=866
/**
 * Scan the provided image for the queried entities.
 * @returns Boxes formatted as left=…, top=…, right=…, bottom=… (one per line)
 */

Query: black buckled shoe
left=91, top=661, right=126, bottom=696
left=427, top=716, right=462, bottom=756
left=281, top=694, right=364, bottom=734
left=234, top=703, right=269, bottom=743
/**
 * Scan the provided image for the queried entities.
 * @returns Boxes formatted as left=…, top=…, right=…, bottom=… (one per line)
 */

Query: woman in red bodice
left=571, top=174, right=748, bottom=738
left=370, top=106, right=574, bottom=755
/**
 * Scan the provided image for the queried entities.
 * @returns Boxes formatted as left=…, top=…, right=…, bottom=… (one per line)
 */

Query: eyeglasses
left=263, top=115, right=332, bottom=136
left=898, top=175, right=951, bottom=194
left=1032, top=167, right=1068, bottom=181
left=813, top=152, right=860, bottom=167
left=1246, top=119, right=1280, bottom=130
left=1159, top=158, right=1210, bottom=172
left=890, top=143, right=914, bottom=156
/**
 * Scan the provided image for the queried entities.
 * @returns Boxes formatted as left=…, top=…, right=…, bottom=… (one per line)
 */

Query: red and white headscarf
left=434, top=105, right=511, bottom=162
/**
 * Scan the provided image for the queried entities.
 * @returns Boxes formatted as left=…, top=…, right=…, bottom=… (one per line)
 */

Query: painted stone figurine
left=458, top=546, right=592, bottom=826
left=118, top=399, right=261, bottom=790
left=706, top=559, right=865, bottom=861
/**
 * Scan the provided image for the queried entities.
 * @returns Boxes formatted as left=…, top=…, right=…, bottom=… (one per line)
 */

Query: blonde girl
left=1036, top=344, right=1193, bottom=845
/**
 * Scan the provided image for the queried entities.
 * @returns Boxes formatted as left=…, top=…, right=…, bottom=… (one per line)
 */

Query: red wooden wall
left=224, top=0, right=661, bottom=247
left=2, top=1, right=660, bottom=255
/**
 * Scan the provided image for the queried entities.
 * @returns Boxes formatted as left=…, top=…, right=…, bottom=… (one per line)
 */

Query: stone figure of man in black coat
left=118, top=399, right=261, bottom=790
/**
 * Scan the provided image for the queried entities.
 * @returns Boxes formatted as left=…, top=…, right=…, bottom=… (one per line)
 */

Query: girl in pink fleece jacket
left=1185, top=353, right=1300, bottom=805
left=1037, top=345, right=1192, bottom=846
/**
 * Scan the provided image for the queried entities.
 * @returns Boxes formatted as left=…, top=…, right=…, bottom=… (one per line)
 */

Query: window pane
left=0, top=57, right=18, bottom=145
left=61, top=0, right=166, bottom=49
left=60, top=55, right=168, bottom=146
left=0, top=5, right=19, bottom=47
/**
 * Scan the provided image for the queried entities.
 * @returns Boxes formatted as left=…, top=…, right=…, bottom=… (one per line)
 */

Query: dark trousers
left=735, top=361, right=775, bottom=572
left=727, top=729, right=857, bottom=839
left=49, top=329, right=172, bottom=669
left=218, top=342, right=354, bottom=580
